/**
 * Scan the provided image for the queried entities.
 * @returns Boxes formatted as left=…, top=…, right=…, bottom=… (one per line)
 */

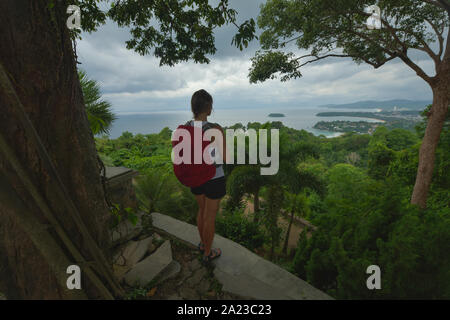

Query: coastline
left=318, top=116, right=387, bottom=123
left=108, top=108, right=381, bottom=139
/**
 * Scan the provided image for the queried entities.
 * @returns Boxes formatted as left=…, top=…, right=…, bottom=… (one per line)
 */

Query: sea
left=108, top=106, right=382, bottom=139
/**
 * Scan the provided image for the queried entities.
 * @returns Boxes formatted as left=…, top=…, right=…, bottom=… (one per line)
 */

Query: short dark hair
left=191, top=89, right=213, bottom=117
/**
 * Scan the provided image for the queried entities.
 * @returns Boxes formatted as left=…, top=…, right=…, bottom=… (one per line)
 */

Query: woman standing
left=186, top=89, right=226, bottom=264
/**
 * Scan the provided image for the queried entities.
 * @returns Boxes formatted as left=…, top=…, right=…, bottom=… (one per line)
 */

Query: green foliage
left=318, top=133, right=371, bottom=167
left=216, top=210, right=265, bottom=251
left=284, top=191, right=310, bottom=219
left=96, top=130, right=173, bottom=170
left=78, top=70, right=116, bottom=135
left=135, top=168, right=197, bottom=224
left=125, top=287, right=148, bottom=300
left=97, top=128, right=196, bottom=223
left=367, top=126, right=420, bottom=179
left=294, top=172, right=450, bottom=299
left=368, top=142, right=396, bottom=179
left=71, top=0, right=256, bottom=66
left=232, top=18, right=258, bottom=50
left=225, top=165, right=265, bottom=210
left=388, top=144, right=420, bottom=186
left=326, top=164, right=371, bottom=204
left=282, top=191, right=310, bottom=253
left=109, top=203, right=139, bottom=229
left=249, top=50, right=302, bottom=83
left=307, top=190, right=327, bottom=221
left=70, top=0, right=108, bottom=34
left=385, top=129, right=418, bottom=151
left=261, top=184, right=284, bottom=259
left=97, top=118, right=450, bottom=298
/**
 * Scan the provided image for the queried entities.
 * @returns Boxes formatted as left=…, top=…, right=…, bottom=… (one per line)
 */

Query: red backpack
left=172, top=123, right=216, bottom=187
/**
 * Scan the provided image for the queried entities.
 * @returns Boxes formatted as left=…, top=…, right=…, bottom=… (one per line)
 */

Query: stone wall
left=104, top=166, right=139, bottom=211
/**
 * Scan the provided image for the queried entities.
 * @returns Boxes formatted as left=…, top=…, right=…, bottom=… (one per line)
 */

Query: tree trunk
left=253, top=189, right=260, bottom=223
left=282, top=211, right=295, bottom=255
left=411, top=72, right=449, bottom=209
left=0, top=1, right=115, bottom=299
left=270, top=241, right=275, bottom=261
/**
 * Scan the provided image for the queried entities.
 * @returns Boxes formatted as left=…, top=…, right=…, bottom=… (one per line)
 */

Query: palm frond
left=78, top=70, right=117, bottom=135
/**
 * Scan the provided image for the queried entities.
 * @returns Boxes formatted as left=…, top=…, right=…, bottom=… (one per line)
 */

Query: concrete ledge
left=150, top=212, right=333, bottom=300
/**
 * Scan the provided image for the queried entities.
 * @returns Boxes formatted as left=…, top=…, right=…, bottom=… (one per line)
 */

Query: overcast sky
left=77, top=0, right=437, bottom=115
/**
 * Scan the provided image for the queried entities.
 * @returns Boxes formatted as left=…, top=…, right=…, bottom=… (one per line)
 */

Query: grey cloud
left=78, top=36, right=186, bottom=94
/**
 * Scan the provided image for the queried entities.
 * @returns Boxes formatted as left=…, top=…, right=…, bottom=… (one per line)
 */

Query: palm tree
left=136, top=169, right=170, bottom=214
left=278, top=139, right=323, bottom=256
left=226, top=126, right=321, bottom=222
left=226, top=165, right=266, bottom=222
left=262, top=183, right=284, bottom=261
left=282, top=191, right=310, bottom=255
left=78, top=70, right=117, bottom=135
left=135, top=168, right=197, bottom=223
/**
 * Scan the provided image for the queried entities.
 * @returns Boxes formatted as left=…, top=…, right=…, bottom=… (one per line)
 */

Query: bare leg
left=203, top=197, right=221, bottom=257
left=195, top=194, right=206, bottom=244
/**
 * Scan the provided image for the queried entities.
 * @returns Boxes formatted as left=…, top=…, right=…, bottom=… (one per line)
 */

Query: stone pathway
left=145, top=237, right=248, bottom=300
left=150, top=212, right=333, bottom=300
left=111, top=213, right=248, bottom=300
left=110, top=211, right=331, bottom=300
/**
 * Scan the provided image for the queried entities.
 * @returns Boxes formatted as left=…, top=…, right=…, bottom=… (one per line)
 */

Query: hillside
left=319, top=99, right=431, bottom=110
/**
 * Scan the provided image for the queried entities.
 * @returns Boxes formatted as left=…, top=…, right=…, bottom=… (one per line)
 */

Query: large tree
left=249, top=0, right=450, bottom=209
left=0, top=0, right=253, bottom=299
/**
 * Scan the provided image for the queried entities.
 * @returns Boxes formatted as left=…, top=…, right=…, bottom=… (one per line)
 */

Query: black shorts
left=190, top=176, right=226, bottom=200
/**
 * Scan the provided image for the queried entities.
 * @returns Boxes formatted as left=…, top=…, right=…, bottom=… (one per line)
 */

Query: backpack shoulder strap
left=202, top=122, right=221, bottom=131
left=184, top=121, right=221, bottom=132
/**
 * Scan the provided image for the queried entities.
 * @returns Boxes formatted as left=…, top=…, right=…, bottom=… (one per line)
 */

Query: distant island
left=268, top=113, right=285, bottom=117
left=319, top=99, right=431, bottom=111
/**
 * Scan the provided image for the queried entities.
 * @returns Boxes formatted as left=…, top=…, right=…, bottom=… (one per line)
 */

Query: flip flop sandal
left=202, top=248, right=222, bottom=264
